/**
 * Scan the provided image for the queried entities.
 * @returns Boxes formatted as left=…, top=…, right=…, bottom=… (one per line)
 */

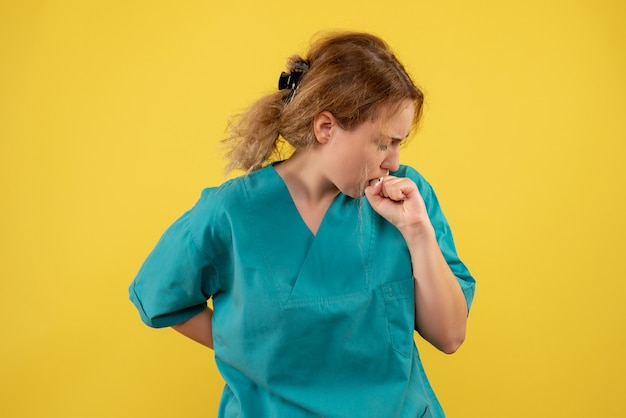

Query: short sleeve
left=129, top=188, right=227, bottom=328
left=398, top=166, right=477, bottom=312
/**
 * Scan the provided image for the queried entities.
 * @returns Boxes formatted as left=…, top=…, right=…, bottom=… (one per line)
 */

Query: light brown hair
left=223, top=31, right=424, bottom=173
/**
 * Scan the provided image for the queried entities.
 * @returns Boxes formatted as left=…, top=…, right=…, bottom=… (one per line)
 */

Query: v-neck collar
left=242, top=164, right=374, bottom=303
left=268, top=163, right=342, bottom=237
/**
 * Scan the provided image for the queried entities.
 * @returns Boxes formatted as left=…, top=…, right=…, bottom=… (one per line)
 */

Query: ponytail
left=222, top=56, right=309, bottom=174
left=222, top=91, right=285, bottom=173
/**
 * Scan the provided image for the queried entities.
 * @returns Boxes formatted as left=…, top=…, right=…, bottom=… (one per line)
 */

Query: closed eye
left=377, top=131, right=409, bottom=151
left=378, top=139, right=403, bottom=151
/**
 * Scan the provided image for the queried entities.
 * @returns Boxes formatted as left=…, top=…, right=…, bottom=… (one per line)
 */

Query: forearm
left=364, top=176, right=469, bottom=353
left=404, top=224, right=468, bottom=354
left=171, top=307, right=214, bottom=349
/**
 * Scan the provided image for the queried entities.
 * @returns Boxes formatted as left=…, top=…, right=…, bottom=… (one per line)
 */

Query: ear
left=313, top=111, right=336, bottom=144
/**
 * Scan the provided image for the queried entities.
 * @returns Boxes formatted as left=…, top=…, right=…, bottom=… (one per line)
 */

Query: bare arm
left=403, top=224, right=467, bottom=353
left=365, top=176, right=468, bottom=354
left=171, top=307, right=214, bottom=349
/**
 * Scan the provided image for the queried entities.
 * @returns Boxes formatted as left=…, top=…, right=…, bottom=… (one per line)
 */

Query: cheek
left=349, top=151, right=381, bottom=184
left=346, top=150, right=371, bottom=174
left=363, top=148, right=383, bottom=169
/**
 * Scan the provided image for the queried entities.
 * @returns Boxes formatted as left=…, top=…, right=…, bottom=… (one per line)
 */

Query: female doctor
left=129, top=31, right=476, bottom=418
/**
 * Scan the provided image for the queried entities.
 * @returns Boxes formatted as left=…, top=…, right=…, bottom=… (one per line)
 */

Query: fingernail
left=368, top=177, right=383, bottom=188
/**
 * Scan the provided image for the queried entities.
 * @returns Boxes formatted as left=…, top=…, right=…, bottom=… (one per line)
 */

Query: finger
left=368, top=177, right=383, bottom=190
left=381, top=178, right=411, bottom=201
left=364, top=177, right=384, bottom=202
left=365, top=179, right=393, bottom=212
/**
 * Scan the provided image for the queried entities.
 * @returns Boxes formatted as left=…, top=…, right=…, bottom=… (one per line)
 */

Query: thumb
left=364, top=177, right=384, bottom=207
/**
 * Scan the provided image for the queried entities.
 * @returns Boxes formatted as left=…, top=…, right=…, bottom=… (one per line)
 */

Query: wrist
left=400, top=221, right=436, bottom=247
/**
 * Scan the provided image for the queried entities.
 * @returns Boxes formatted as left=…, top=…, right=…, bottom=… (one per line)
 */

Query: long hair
left=223, top=32, right=424, bottom=173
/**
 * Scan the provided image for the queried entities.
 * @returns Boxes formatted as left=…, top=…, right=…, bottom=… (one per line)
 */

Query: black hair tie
left=278, top=61, right=309, bottom=102
left=278, top=71, right=304, bottom=91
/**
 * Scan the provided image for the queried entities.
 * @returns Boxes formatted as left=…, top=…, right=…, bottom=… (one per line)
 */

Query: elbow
left=439, top=335, right=465, bottom=354
left=434, top=328, right=466, bottom=354
left=420, top=328, right=466, bottom=354
left=416, top=310, right=469, bottom=354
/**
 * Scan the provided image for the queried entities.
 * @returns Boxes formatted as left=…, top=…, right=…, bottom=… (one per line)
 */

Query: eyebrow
left=390, top=132, right=411, bottom=141
left=376, top=131, right=411, bottom=144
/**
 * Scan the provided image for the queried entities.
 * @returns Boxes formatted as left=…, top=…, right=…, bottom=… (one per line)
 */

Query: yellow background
left=1, top=0, right=625, bottom=417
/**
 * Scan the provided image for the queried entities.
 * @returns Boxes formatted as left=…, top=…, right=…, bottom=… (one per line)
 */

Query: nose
left=380, top=147, right=400, bottom=172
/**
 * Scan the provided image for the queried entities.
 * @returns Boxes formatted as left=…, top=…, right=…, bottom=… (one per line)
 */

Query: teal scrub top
left=129, top=164, right=476, bottom=418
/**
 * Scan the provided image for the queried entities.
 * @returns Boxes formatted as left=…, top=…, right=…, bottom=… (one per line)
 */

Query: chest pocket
left=382, top=278, right=415, bottom=357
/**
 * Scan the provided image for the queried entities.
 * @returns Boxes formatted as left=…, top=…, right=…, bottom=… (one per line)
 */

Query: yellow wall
left=1, top=1, right=625, bottom=416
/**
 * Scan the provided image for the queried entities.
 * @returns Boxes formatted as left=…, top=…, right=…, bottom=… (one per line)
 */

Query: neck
left=274, top=149, right=339, bottom=205
left=274, top=150, right=340, bottom=235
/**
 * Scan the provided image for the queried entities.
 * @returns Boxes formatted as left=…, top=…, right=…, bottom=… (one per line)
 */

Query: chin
left=343, top=186, right=365, bottom=199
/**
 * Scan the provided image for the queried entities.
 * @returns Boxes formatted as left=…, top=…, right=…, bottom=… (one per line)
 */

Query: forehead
left=378, top=101, right=415, bottom=138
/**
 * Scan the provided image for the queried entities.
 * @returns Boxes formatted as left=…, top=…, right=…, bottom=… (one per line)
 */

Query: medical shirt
left=129, top=164, right=476, bottom=418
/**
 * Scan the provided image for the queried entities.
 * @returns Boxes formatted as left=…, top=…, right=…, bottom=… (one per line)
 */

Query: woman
left=130, top=31, right=476, bottom=417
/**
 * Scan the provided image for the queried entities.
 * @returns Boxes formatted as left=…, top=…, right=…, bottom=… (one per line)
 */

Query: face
left=320, top=101, right=415, bottom=197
